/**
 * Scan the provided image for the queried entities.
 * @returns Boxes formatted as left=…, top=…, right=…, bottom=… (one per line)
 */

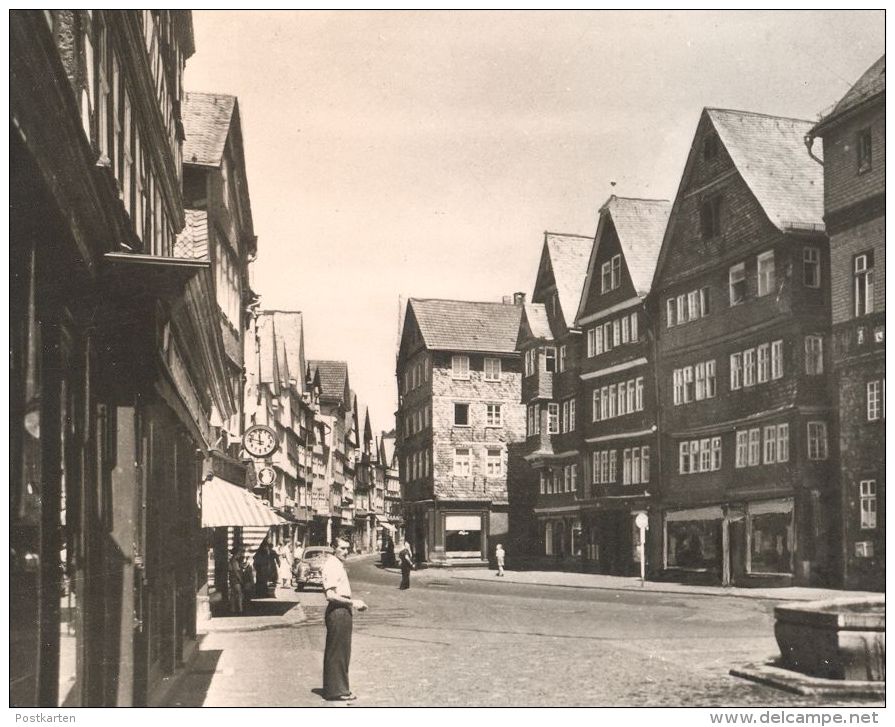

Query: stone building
left=396, top=298, right=526, bottom=565
left=512, top=233, right=591, bottom=566
left=575, top=197, right=669, bottom=576
left=10, top=10, right=235, bottom=706
left=808, top=56, right=885, bottom=591
left=651, top=108, right=832, bottom=587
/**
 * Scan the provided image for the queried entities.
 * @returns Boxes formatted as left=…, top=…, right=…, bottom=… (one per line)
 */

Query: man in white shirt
left=321, top=538, right=368, bottom=701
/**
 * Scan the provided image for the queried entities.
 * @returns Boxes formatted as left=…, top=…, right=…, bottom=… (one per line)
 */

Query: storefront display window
left=444, top=514, right=481, bottom=554
left=749, top=511, right=793, bottom=574
left=666, top=519, right=720, bottom=570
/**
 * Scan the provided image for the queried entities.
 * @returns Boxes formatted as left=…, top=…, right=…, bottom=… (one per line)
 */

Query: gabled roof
left=257, top=314, right=279, bottom=390
left=309, top=360, right=350, bottom=404
left=269, top=311, right=306, bottom=394
left=814, top=55, right=885, bottom=133
left=542, top=233, right=592, bottom=328
left=174, top=209, right=210, bottom=260
left=517, top=302, right=553, bottom=348
left=706, top=108, right=824, bottom=232
left=183, top=92, right=237, bottom=167
left=576, top=196, right=669, bottom=320
left=407, top=298, right=523, bottom=354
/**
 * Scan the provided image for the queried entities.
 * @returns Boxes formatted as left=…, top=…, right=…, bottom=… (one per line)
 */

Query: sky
left=183, top=10, right=884, bottom=435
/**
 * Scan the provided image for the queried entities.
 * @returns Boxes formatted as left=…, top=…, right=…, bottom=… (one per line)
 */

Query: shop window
left=749, top=511, right=793, bottom=574
left=444, top=514, right=481, bottom=554
left=666, top=519, right=720, bottom=570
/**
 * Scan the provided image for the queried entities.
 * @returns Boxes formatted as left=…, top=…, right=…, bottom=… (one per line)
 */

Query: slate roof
left=707, top=108, right=824, bottom=231
left=174, top=209, right=209, bottom=260
left=270, top=311, right=305, bottom=393
left=408, top=298, right=523, bottom=354
left=544, top=233, right=592, bottom=328
left=518, top=302, right=553, bottom=347
left=182, top=92, right=236, bottom=167
left=603, top=196, right=670, bottom=296
left=818, top=55, right=885, bottom=130
left=309, top=360, right=349, bottom=404
left=257, top=314, right=278, bottom=387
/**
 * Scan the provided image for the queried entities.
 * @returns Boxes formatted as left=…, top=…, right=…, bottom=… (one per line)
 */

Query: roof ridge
left=706, top=107, right=814, bottom=125
left=409, top=296, right=522, bottom=306
left=261, top=309, right=304, bottom=315
left=186, top=90, right=237, bottom=101
left=544, top=231, right=593, bottom=240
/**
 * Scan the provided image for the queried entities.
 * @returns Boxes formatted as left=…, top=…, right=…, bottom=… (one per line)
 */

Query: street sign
left=635, top=512, right=648, bottom=530
left=257, top=466, right=276, bottom=486
left=634, top=512, right=648, bottom=586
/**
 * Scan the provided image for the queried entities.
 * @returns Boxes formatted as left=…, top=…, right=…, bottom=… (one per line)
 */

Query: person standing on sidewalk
left=228, top=548, right=246, bottom=614
left=398, top=540, right=414, bottom=590
left=321, top=537, right=367, bottom=702
left=495, top=544, right=506, bottom=577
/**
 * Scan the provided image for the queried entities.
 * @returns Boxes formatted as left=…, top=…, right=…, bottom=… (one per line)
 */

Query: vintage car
left=292, top=546, right=334, bottom=591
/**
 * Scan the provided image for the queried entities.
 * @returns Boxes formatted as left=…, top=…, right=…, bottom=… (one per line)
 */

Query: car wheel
left=295, top=584, right=304, bottom=591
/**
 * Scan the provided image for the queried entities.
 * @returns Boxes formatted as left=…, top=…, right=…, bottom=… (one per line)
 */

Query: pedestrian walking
left=276, top=542, right=292, bottom=588
left=495, top=543, right=506, bottom=577
left=228, top=548, right=245, bottom=614
left=398, top=539, right=414, bottom=590
left=253, top=538, right=279, bottom=598
left=321, top=537, right=367, bottom=702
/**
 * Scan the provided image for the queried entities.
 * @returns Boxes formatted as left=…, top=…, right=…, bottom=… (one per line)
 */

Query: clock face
left=243, top=425, right=278, bottom=458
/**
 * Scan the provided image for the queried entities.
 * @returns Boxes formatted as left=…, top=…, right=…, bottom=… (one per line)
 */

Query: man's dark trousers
left=324, top=603, right=352, bottom=698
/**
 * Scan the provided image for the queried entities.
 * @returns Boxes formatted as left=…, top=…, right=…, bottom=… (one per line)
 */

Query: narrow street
left=163, top=557, right=881, bottom=708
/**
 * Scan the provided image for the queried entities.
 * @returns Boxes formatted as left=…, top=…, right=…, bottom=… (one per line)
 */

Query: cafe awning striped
left=201, top=477, right=286, bottom=528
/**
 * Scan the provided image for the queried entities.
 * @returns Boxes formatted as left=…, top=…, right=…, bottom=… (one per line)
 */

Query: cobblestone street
left=162, top=557, right=883, bottom=708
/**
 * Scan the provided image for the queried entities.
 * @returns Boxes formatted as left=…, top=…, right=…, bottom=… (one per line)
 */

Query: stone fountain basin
left=774, top=597, right=885, bottom=681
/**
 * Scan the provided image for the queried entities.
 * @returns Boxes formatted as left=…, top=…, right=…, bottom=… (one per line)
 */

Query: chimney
left=513, top=292, right=526, bottom=306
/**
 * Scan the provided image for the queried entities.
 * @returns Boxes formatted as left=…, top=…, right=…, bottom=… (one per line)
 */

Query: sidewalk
left=198, top=584, right=307, bottom=634
left=402, top=565, right=882, bottom=602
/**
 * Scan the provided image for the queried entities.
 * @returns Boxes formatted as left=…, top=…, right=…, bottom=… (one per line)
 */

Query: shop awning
left=202, top=477, right=287, bottom=527
left=375, top=516, right=396, bottom=533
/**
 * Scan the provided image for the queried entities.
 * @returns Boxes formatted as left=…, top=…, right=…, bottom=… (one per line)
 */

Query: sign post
left=634, top=512, right=649, bottom=587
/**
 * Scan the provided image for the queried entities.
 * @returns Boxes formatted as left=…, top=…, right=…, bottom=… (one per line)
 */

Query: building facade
left=10, top=10, right=234, bottom=706
left=575, top=198, right=669, bottom=576
left=513, top=234, right=591, bottom=566
left=652, top=108, right=833, bottom=587
left=396, top=298, right=526, bottom=565
left=808, top=56, right=885, bottom=591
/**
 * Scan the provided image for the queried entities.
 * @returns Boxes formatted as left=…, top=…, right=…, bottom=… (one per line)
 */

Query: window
left=673, top=370, right=682, bottom=405
left=607, top=385, right=617, bottom=419
left=527, top=405, right=540, bottom=436
left=867, top=380, right=882, bottom=421
left=626, top=379, right=636, bottom=413
left=682, top=366, right=694, bottom=403
left=699, top=439, right=711, bottom=473
left=486, top=449, right=502, bottom=477
left=860, top=480, right=877, bottom=529
left=711, top=437, right=721, bottom=470
left=743, top=348, right=755, bottom=387
left=805, top=336, right=824, bottom=375
left=562, top=398, right=576, bottom=432
left=539, top=472, right=547, bottom=495
left=748, top=428, right=761, bottom=466
left=679, top=442, right=689, bottom=474
left=453, top=448, right=471, bottom=476
left=569, top=399, right=576, bottom=431
left=807, top=422, right=828, bottom=460
left=608, top=452, right=617, bottom=484
left=591, top=389, right=600, bottom=422
left=857, top=127, right=872, bottom=173
left=854, top=253, right=874, bottom=317
left=757, top=250, right=775, bottom=297
left=570, top=464, right=577, bottom=491
left=776, top=424, right=790, bottom=463
left=700, top=287, right=711, bottom=317
left=621, top=315, right=630, bottom=344
left=677, top=294, right=687, bottom=325
left=763, top=425, right=777, bottom=464
left=630, top=312, right=638, bottom=341
left=729, top=262, right=746, bottom=306
left=547, top=403, right=559, bottom=434
left=771, top=340, right=784, bottom=380
left=612, top=320, right=621, bottom=347
left=623, top=449, right=632, bottom=485
left=587, top=328, right=597, bottom=358
left=525, top=348, right=536, bottom=376
left=454, top=403, right=469, bottom=426
left=804, top=247, right=820, bottom=288
left=602, top=255, right=621, bottom=293
left=730, top=353, right=743, bottom=390
left=666, top=298, right=676, bottom=328
left=855, top=541, right=874, bottom=559
left=544, top=347, right=557, bottom=373
left=452, top=354, right=469, bottom=379
left=617, top=382, right=627, bottom=416
left=735, top=431, right=748, bottom=468
left=701, top=196, right=722, bottom=239
left=689, top=440, right=699, bottom=474
left=484, top=357, right=501, bottom=381
left=558, top=345, right=567, bottom=373
left=757, top=343, right=769, bottom=384
left=635, top=377, right=644, bottom=411
left=641, top=446, right=651, bottom=483
left=486, top=404, right=502, bottom=427
left=687, top=290, right=700, bottom=322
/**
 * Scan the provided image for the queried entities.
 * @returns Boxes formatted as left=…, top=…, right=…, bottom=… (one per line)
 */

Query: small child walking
left=495, top=543, right=505, bottom=577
